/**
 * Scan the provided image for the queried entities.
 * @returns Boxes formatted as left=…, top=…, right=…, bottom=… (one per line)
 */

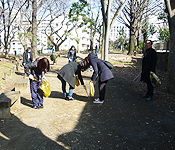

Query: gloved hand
left=42, top=76, right=47, bottom=81
left=90, top=80, right=94, bottom=83
left=29, top=74, right=34, bottom=80
left=83, top=85, right=87, bottom=90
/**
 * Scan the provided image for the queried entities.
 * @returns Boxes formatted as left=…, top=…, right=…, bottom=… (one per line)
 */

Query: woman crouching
left=57, top=61, right=87, bottom=100
left=24, top=58, right=50, bottom=109
left=84, top=53, right=114, bottom=104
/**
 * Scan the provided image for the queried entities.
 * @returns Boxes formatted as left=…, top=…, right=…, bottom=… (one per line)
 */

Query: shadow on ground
left=56, top=76, right=175, bottom=149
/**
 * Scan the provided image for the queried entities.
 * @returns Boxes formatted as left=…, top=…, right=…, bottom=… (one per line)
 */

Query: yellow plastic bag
left=73, top=74, right=80, bottom=86
left=40, top=80, right=51, bottom=97
left=89, top=81, right=95, bottom=97
left=150, top=71, right=161, bottom=88
left=75, top=75, right=80, bottom=86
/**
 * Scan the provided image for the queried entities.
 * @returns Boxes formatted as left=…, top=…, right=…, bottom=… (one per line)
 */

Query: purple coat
left=89, top=54, right=114, bottom=82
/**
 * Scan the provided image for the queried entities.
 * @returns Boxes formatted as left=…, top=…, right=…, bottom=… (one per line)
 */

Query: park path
left=0, top=53, right=175, bottom=150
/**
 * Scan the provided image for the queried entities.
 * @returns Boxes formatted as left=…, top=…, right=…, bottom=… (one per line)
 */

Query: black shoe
left=39, top=104, right=44, bottom=108
left=143, top=94, right=149, bottom=98
left=64, top=96, right=69, bottom=100
left=146, top=96, right=154, bottom=101
left=33, top=106, right=40, bottom=109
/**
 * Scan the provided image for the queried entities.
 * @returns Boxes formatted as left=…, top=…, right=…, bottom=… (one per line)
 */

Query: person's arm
left=23, top=52, right=26, bottom=65
left=91, top=61, right=98, bottom=82
left=24, top=61, right=36, bottom=76
left=77, top=66, right=84, bottom=85
left=30, top=51, right=33, bottom=62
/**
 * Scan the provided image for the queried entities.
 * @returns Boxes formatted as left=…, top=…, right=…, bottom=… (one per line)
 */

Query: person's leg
left=68, top=85, right=74, bottom=100
left=93, top=80, right=108, bottom=104
left=37, top=82, right=44, bottom=107
left=61, top=78, right=67, bottom=97
left=30, top=80, right=39, bottom=108
left=146, top=80, right=154, bottom=100
left=99, top=80, right=108, bottom=101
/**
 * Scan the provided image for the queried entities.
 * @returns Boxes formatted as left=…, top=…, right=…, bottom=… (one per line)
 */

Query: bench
left=0, top=91, right=20, bottom=118
left=15, top=77, right=30, bottom=95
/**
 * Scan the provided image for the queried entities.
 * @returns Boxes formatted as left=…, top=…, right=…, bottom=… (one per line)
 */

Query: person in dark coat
left=68, top=45, right=77, bottom=62
left=24, top=58, right=50, bottom=109
left=23, top=47, right=33, bottom=66
left=141, top=40, right=157, bottom=101
left=57, top=61, right=86, bottom=100
left=84, top=53, right=114, bottom=104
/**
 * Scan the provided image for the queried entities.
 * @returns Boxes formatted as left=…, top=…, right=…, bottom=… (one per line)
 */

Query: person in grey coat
left=84, top=53, right=114, bottom=104
left=57, top=61, right=86, bottom=100
left=68, top=45, right=77, bottom=62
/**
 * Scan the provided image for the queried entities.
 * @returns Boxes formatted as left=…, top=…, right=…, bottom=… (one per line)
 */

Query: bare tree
left=101, top=0, right=129, bottom=60
left=164, top=0, right=175, bottom=93
left=19, top=0, right=69, bottom=58
left=116, top=0, right=163, bottom=55
left=0, top=0, right=29, bottom=57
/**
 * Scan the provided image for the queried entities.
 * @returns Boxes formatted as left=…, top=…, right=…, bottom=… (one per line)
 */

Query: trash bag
left=75, top=75, right=80, bottom=86
left=150, top=71, right=161, bottom=88
left=40, top=80, right=51, bottom=97
left=89, top=81, right=95, bottom=97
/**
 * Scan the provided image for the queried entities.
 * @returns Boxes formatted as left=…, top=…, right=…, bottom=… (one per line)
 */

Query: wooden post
left=4, top=72, right=7, bottom=80
left=16, top=62, right=19, bottom=71
left=13, top=66, right=15, bottom=73
left=9, top=69, right=12, bottom=77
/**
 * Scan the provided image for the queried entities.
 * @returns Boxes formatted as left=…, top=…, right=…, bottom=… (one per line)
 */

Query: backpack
left=102, top=60, right=113, bottom=69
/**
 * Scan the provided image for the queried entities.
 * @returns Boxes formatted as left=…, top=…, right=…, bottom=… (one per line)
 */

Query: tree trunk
left=55, top=45, right=59, bottom=51
left=128, top=28, right=135, bottom=55
left=32, top=0, right=37, bottom=59
left=101, top=23, right=105, bottom=60
left=167, top=0, right=175, bottom=93
left=128, top=0, right=134, bottom=55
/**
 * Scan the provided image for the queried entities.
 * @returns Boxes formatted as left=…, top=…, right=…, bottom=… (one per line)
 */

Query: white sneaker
left=68, top=97, right=74, bottom=100
left=93, top=98, right=104, bottom=104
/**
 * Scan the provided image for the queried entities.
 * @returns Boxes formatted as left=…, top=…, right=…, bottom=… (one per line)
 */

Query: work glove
left=42, top=76, right=48, bottom=81
left=83, top=85, right=87, bottom=90
left=90, top=80, right=94, bottom=84
left=29, top=74, right=34, bottom=80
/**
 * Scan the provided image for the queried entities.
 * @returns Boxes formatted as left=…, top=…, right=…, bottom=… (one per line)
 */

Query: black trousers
left=98, top=80, right=108, bottom=101
left=146, top=79, right=154, bottom=96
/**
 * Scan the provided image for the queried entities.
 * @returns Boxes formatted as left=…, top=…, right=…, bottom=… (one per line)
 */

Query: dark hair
left=83, top=56, right=90, bottom=71
left=37, top=58, right=50, bottom=73
left=69, top=45, right=76, bottom=51
left=146, top=40, right=153, bottom=45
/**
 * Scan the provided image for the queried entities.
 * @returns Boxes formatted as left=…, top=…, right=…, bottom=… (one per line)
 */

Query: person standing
left=24, top=58, right=50, bottom=109
left=57, top=61, right=86, bottom=100
left=141, top=40, right=157, bottom=101
left=23, top=47, right=33, bottom=66
left=84, top=53, right=114, bottom=104
left=68, top=45, right=77, bottom=62
left=95, top=44, right=98, bottom=56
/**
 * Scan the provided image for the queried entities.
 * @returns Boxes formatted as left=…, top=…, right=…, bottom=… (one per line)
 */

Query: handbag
left=102, top=60, right=113, bottom=69
left=149, top=71, right=161, bottom=88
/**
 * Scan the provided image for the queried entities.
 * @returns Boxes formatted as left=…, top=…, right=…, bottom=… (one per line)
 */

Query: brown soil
left=0, top=52, right=175, bottom=150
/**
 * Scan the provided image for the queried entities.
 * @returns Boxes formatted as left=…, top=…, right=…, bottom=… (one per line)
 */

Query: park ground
left=0, top=51, right=175, bottom=150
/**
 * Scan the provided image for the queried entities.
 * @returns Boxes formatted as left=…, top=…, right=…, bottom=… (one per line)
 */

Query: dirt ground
left=0, top=52, right=175, bottom=150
